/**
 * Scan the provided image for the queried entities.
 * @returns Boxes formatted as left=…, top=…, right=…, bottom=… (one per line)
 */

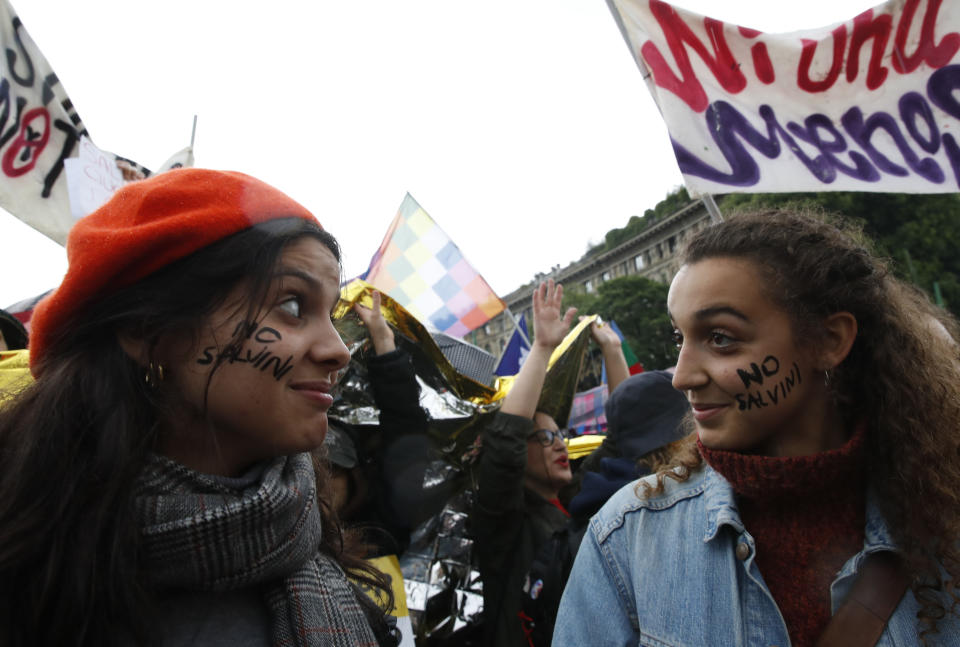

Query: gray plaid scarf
left=135, top=452, right=378, bottom=647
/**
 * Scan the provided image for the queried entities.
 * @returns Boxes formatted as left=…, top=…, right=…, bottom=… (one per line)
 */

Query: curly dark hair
left=647, top=208, right=960, bottom=641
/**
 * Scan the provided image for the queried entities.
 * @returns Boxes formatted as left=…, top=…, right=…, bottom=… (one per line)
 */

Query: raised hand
left=500, top=281, right=576, bottom=418
left=587, top=317, right=621, bottom=351
left=532, top=279, right=577, bottom=351
left=353, top=290, right=396, bottom=355
left=585, top=316, right=630, bottom=393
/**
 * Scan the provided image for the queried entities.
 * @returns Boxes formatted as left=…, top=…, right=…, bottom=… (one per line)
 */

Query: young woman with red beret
left=0, top=169, right=397, bottom=646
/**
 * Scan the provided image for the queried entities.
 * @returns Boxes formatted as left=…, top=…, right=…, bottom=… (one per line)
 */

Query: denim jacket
left=553, top=465, right=960, bottom=647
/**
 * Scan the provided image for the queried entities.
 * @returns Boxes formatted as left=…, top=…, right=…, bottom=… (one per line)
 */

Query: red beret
left=30, top=168, right=320, bottom=375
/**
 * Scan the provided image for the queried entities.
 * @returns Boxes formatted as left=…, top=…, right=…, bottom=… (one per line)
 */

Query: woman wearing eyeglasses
left=471, top=280, right=578, bottom=647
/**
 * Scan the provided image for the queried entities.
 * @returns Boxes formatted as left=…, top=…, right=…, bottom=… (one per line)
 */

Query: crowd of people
left=0, top=168, right=958, bottom=646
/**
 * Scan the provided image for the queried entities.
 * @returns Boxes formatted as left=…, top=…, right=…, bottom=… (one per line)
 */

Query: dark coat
left=471, top=412, right=569, bottom=647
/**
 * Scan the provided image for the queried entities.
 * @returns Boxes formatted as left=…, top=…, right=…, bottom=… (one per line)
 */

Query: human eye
left=278, top=295, right=302, bottom=319
left=529, top=429, right=549, bottom=446
left=671, top=329, right=684, bottom=349
left=707, top=330, right=737, bottom=349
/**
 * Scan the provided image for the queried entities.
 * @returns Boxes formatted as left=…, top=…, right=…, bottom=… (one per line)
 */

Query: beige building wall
left=473, top=200, right=711, bottom=356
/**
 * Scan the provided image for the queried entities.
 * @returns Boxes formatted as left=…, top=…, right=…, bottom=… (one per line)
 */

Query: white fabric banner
left=64, top=136, right=127, bottom=221
left=64, top=138, right=193, bottom=221
left=607, top=0, right=960, bottom=194
left=0, top=0, right=92, bottom=243
left=0, top=1, right=163, bottom=243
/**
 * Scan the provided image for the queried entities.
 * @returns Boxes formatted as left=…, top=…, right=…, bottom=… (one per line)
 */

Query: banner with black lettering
left=607, top=0, right=960, bottom=194
left=0, top=0, right=148, bottom=243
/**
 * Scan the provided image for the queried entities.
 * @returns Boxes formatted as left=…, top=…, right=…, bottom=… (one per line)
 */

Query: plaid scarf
left=135, top=452, right=378, bottom=647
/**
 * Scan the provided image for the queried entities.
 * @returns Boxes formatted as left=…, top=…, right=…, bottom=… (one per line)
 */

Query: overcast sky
left=0, top=0, right=877, bottom=309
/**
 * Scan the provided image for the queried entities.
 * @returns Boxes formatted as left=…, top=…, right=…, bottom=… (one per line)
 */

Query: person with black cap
left=568, top=368, right=691, bottom=517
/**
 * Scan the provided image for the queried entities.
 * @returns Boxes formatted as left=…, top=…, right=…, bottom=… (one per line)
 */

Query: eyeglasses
left=529, top=428, right=573, bottom=446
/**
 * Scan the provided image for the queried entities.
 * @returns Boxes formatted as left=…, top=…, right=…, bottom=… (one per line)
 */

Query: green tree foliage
left=560, top=286, right=599, bottom=320
left=585, top=187, right=691, bottom=257
left=566, top=275, right=679, bottom=370
left=718, top=192, right=960, bottom=316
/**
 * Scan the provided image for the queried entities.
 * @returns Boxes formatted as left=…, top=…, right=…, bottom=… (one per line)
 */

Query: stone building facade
left=472, top=199, right=711, bottom=356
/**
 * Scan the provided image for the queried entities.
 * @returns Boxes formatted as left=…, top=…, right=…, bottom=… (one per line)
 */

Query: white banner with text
left=607, top=0, right=960, bottom=194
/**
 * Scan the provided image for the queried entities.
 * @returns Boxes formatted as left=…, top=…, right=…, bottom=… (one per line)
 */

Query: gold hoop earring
left=145, top=361, right=166, bottom=387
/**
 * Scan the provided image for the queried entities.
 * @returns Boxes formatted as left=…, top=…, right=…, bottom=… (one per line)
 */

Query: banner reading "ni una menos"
left=607, top=0, right=960, bottom=194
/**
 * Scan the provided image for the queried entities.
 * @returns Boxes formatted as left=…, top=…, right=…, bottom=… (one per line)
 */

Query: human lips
left=554, top=455, right=570, bottom=469
left=690, top=402, right=729, bottom=422
left=289, top=380, right=334, bottom=407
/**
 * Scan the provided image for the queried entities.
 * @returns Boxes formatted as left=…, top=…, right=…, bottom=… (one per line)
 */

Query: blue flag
left=494, top=316, right=530, bottom=376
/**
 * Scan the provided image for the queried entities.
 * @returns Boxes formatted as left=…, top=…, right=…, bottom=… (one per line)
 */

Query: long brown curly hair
left=648, top=208, right=960, bottom=640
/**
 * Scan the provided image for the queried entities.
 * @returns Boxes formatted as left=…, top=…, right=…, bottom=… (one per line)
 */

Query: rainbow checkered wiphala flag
left=361, top=193, right=505, bottom=337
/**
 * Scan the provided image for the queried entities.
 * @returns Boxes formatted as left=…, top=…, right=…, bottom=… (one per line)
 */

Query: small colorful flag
left=494, top=316, right=530, bottom=377
left=362, top=193, right=505, bottom=337
left=607, top=320, right=644, bottom=376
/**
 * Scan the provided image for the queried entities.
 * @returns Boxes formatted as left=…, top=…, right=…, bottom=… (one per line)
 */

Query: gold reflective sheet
left=332, top=280, right=600, bottom=640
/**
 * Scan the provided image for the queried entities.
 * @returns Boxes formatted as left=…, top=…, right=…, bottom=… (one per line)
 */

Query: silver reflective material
left=331, top=282, right=594, bottom=641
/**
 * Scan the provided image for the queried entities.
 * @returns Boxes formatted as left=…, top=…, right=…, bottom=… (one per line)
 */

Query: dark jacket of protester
left=471, top=411, right=569, bottom=647
left=348, top=347, right=433, bottom=555
left=517, top=370, right=691, bottom=645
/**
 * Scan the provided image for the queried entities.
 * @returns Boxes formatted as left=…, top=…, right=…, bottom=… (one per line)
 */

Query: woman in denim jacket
left=555, top=210, right=960, bottom=646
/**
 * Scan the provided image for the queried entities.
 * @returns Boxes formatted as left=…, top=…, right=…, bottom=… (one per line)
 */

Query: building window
left=584, top=279, right=594, bottom=293
left=634, top=254, right=645, bottom=270
left=601, top=271, right=611, bottom=282
left=656, top=243, right=663, bottom=259
left=668, top=236, right=676, bottom=253
left=484, top=323, right=492, bottom=335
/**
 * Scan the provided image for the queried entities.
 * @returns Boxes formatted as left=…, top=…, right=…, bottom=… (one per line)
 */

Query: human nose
left=552, top=431, right=567, bottom=450
left=671, top=341, right=708, bottom=392
left=310, top=318, right=351, bottom=371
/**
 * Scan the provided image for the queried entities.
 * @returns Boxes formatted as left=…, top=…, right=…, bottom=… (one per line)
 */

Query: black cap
left=605, top=370, right=690, bottom=460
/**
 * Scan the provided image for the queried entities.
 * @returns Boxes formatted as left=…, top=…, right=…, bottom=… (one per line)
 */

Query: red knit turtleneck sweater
left=698, top=426, right=866, bottom=647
